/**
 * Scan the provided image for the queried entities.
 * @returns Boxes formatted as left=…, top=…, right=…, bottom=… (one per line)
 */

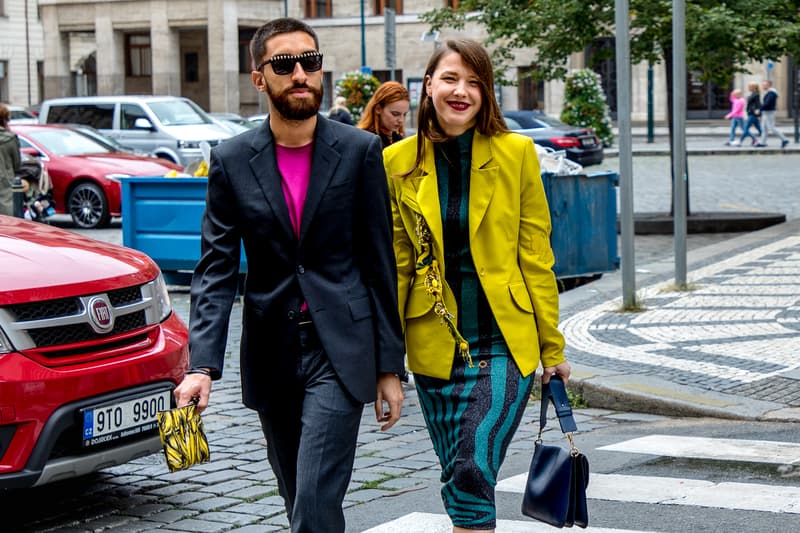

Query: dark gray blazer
left=188, top=114, right=405, bottom=411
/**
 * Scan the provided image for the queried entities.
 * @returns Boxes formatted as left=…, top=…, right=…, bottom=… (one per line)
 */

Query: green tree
left=335, top=71, right=381, bottom=122
left=421, top=0, right=800, bottom=209
left=561, top=69, right=614, bottom=147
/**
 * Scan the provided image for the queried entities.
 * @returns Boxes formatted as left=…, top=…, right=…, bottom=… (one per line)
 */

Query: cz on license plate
left=81, top=390, right=170, bottom=447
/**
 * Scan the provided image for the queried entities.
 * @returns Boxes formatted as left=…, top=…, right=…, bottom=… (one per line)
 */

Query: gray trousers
left=258, top=324, right=363, bottom=533
left=759, top=110, right=787, bottom=144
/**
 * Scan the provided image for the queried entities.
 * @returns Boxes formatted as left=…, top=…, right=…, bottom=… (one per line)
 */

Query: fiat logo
left=87, top=296, right=114, bottom=334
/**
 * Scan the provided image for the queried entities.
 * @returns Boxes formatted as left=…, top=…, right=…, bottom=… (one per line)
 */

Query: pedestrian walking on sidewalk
left=383, top=39, right=571, bottom=533
left=174, top=17, right=406, bottom=533
left=0, top=103, right=21, bottom=216
left=756, top=79, right=789, bottom=148
left=724, top=89, right=746, bottom=146
left=739, top=82, right=762, bottom=146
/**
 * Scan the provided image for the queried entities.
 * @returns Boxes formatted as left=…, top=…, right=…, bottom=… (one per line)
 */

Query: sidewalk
left=559, top=216, right=800, bottom=422
left=606, top=121, right=800, bottom=157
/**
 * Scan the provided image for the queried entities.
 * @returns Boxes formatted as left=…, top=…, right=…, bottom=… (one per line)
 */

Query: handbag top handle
left=538, top=377, right=579, bottom=438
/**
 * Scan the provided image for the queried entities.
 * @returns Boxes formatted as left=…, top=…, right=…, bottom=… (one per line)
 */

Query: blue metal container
left=542, top=171, right=620, bottom=278
left=121, top=177, right=247, bottom=285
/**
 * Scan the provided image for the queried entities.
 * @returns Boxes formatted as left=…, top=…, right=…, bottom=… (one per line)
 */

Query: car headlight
left=104, top=173, right=132, bottom=182
left=0, top=327, right=14, bottom=354
left=152, top=273, right=173, bottom=323
left=177, top=140, right=201, bottom=149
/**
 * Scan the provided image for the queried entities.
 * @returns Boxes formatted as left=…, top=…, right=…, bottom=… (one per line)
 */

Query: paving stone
left=195, top=511, right=263, bottom=526
left=166, top=518, right=232, bottom=532
left=184, top=496, right=241, bottom=512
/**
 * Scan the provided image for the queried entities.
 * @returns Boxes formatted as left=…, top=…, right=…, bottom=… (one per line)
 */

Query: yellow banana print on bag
left=157, top=399, right=210, bottom=472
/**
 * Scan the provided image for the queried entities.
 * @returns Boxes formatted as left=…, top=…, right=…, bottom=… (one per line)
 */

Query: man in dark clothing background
left=757, top=80, right=789, bottom=148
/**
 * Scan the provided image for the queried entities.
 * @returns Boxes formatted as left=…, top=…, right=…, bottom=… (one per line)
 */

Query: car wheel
left=68, top=182, right=110, bottom=229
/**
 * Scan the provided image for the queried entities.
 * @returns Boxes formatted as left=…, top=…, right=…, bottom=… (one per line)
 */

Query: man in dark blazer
left=174, top=18, right=406, bottom=533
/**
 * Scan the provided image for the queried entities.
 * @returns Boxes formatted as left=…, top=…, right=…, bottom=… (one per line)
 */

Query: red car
left=10, top=124, right=182, bottom=229
left=0, top=216, right=189, bottom=488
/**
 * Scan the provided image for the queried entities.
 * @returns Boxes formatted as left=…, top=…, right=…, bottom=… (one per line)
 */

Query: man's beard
left=268, top=82, right=323, bottom=120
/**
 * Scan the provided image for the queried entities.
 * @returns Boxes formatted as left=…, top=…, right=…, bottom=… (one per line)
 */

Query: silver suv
left=39, top=95, right=232, bottom=166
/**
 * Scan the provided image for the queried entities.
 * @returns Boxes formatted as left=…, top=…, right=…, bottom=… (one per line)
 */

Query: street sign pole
left=385, top=9, right=396, bottom=81
left=673, top=0, right=688, bottom=286
left=615, top=0, right=636, bottom=307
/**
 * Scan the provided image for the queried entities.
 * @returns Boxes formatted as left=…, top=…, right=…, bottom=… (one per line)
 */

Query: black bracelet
left=185, top=368, right=212, bottom=378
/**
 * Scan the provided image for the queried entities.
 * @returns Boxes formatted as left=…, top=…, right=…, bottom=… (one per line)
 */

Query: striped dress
left=414, top=129, right=534, bottom=529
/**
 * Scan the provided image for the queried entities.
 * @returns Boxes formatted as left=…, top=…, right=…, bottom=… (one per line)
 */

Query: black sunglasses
left=256, top=51, right=324, bottom=76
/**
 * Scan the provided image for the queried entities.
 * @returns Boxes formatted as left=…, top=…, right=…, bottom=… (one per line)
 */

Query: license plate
left=580, top=137, right=596, bottom=147
left=81, top=389, right=170, bottom=447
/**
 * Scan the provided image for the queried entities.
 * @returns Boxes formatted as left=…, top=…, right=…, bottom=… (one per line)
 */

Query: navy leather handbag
left=521, top=377, right=589, bottom=528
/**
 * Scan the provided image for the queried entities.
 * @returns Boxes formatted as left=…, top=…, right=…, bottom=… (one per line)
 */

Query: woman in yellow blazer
left=383, top=39, right=571, bottom=532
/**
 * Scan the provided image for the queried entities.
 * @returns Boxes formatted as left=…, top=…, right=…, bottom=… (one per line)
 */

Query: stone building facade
left=16, top=0, right=797, bottom=122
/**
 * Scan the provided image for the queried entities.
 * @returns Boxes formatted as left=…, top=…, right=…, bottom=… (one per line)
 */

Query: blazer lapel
left=468, top=132, right=498, bottom=240
left=248, top=121, right=296, bottom=241
left=299, top=118, right=340, bottom=243
left=402, top=141, right=446, bottom=266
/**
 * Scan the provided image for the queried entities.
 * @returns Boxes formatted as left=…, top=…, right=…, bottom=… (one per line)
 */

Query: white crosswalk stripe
left=362, top=434, right=800, bottom=532
left=362, top=512, right=654, bottom=532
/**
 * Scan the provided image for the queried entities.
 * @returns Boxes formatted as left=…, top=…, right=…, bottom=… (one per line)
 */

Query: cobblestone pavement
left=560, top=219, right=800, bottom=420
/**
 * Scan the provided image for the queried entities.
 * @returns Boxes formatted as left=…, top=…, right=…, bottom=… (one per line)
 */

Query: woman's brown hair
left=0, top=103, right=10, bottom=129
left=356, top=81, right=410, bottom=137
left=402, top=39, right=508, bottom=177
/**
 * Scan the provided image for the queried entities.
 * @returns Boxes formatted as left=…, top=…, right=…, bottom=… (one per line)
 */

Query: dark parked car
left=503, top=110, right=604, bottom=166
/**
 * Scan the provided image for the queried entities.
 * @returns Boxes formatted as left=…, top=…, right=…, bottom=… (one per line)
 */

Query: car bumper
left=567, top=146, right=604, bottom=166
left=0, top=313, right=188, bottom=488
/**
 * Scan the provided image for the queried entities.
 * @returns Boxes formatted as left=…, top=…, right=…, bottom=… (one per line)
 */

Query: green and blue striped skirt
left=415, top=352, right=533, bottom=530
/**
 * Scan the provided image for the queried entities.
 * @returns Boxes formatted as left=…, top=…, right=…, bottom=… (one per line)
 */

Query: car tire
left=68, top=182, right=110, bottom=229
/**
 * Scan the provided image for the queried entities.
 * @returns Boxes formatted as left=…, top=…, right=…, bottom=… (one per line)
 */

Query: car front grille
left=1, top=281, right=162, bottom=360
left=27, top=311, right=147, bottom=347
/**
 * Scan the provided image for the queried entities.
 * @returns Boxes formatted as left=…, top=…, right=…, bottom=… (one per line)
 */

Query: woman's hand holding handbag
left=522, top=376, right=590, bottom=528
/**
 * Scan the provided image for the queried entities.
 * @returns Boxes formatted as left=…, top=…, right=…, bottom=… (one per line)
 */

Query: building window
left=184, top=53, right=199, bottom=82
left=0, top=61, right=8, bottom=102
left=446, top=0, right=459, bottom=8
left=126, top=34, right=152, bottom=77
left=0, top=1, right=5, bottom=17
left=240, top=28, right=256, bottom=73
left=375, top=0, right=403, bottom=15
left=517, top=66, right=544, bottom=111
left=305, top=0, right=332, bottom=18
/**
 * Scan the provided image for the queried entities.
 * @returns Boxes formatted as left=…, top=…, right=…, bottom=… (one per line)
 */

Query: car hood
left=0, top=217, right=159, bottom=303
left=65, top=153, right=182, bottom=175
left=158, top=123, right=232, bottom=141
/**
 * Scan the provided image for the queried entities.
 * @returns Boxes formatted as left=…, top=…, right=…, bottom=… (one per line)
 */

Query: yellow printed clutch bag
left=156, top=401, right=210, bottom=472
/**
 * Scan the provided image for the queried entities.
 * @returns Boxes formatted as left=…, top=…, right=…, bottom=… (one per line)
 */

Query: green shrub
left=560, top=69, right=614, bottom=147
left=335, top=71, right=381, bottom=122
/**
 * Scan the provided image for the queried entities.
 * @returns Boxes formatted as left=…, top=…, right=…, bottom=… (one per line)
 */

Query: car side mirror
left=21, top=147, right=43, bottom=158
left=133, top=117, right=155, bottom=130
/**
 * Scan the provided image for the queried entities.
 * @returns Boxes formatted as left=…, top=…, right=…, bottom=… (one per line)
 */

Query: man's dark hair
left=249, top=18, right=320, bottom=70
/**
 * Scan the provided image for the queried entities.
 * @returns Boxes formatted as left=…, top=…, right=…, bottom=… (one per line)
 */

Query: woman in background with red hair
left=357, top=81, right=410, bottom=148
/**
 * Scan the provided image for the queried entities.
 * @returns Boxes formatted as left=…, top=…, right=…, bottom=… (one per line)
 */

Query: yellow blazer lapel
left=469, top=132, right=498, bottom=240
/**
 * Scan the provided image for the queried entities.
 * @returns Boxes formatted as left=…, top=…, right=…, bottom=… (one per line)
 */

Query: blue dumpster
left=121, top=172, right=617, bottom=285
left=121, top=177, right=247, bottom=285
left=542, top=171, right=619, bottom=279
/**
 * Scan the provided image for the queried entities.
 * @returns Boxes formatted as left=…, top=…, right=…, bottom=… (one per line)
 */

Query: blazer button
left=480, top=268, right=486, bottom=276
left=297, top=265, right=305, bottom=275
left=287, top=310, right=296, bottom=320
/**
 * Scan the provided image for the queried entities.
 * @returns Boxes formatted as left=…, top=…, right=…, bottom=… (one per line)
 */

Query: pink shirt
left=275, top=143, right=313, bottom=237
left=725, top=95, right=746, bottom=119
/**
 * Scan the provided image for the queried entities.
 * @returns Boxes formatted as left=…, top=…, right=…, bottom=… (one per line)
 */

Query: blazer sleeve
left=516, top=138, right=566, bottom=368
left=356, top=135, right=406, bottom=376
left=187, top=148, right=242, bottom=379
